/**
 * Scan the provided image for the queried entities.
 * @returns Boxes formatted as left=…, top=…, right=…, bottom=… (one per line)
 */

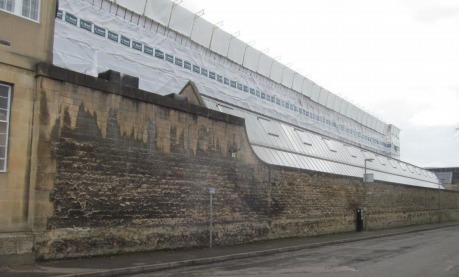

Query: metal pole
left=364, top=159, right=367, bottom=231
left=210, top=193, right=213, bottom=248
left=363, top=158, right=373, bottom=231
left=364, top=160, right=367, bottom=179
left=439, top=182, right=442, bottom=223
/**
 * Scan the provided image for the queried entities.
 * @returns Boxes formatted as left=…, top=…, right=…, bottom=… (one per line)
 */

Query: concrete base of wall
left=0, top=233, right=35, bottom=266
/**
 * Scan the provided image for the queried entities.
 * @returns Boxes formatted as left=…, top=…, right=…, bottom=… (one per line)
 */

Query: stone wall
left=31, top=64, right=459, bottom=261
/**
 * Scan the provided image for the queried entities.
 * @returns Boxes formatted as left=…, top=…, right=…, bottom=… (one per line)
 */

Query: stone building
left=0, top=0, right=58, bottom=265
left=0, top=0, right=458, bottom=266
left=427, top=167, right=459, bottom=191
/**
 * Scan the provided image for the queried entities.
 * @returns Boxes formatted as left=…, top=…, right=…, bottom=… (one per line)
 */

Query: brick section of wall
left=32, top=64, right=459, bottom=260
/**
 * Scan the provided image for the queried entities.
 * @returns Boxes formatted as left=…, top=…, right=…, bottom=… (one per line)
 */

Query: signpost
left=209, top=187, right=215, bottom=248
left=363, top=158, right=374, bottom=231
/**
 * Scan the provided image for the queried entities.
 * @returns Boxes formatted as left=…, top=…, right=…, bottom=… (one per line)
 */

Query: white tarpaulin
left=310, top=85, right=321, bottom=102
left=302, top=78, right=314, bottom=98
left=144, top=0, right=172, bottom=27
left=326, top=93, right=336, bottom=109
left=333, top=96, right=342, bottom=113
left=54, top=0, right=399, bottom=158
left=357, top=109, right=364, bottom=124
left=115, top=0, right=146, bottom=15
left=257, top=53, right=273, bottom=78
left=269, top=60, right=284, bottom=84
left=318, top=88, right=329, bottom=106
left=210, top=28, right=231, bottom=56
left=368, top=116, right=375, bottom=131
left=292, top=73, right=304, bottom=93
left=362, top=113, right=369, bottom=126
left=227, top=37, right=246, bottom=65
left=190, top=16, right=213, bottom=47
left=168, top=4, right=194, bottom=37
left=281, top=67, right=294, bottom=88
left=340, top=101, right=349, bottom=115
left=243, top=46, right=260, bottom=72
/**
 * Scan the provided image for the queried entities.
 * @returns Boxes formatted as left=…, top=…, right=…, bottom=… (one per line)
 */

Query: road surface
left=134, top=225, right=459, bottom=277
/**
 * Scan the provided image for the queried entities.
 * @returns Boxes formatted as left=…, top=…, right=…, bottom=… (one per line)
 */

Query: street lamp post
left=363, top=158, right=374, bottom=231
left=438, top=180, right=442, bottom=223
left=364, top=158, right=374, bottom=182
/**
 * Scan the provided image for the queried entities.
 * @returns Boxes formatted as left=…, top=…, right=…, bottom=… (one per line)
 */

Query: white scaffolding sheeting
left=362, top=113, right=369, bottom=126
left=115, top=0, right=146, bottom=15
left=333, top=96, right=342, bottom=113
left=190, top=16, right=213, bottom=47
left=144, top=0, right=172, bottom=27
left=302, top=78, right=314, bottom=98
left=292, top=73, right=304, bottom=93
left=54, top=0, right=401, bottom=159
left=257, top=53, right=273, bottom=78
left=168, top=4, right=194, bottom=37
left=268, top=60, right=283, bottom=84
left=227, top=37, right=246, bottom=65
left=310, top=85, right=321, bottom=102
left=210, top=27, right=231, bottom=56
left=318, top=88, right=329, bottom=106
left=340, top=101, right=349, bottom=115
left=243, top=46, right=261, bottom=72
left=281, top=67, right=294, bottom=88
left=97, top=0, right=398, bottom=139
left=326, top=93, right=336, bottom=110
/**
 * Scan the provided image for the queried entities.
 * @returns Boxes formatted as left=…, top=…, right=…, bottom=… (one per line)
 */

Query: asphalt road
left=135, top=225, right=459, bottom=277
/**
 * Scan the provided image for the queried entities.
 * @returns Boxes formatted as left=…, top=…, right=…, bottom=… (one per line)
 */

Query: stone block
left=121, top=74, right=139, bottom=89
left=98, top=70, right=121, bottom=83
left=0, top=235, right=17, bottom=255
left=16, top=234, right=34, bottom=254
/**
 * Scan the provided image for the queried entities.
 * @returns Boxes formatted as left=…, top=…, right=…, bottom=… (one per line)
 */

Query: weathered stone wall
left=31, top=64, right=459, bottom=261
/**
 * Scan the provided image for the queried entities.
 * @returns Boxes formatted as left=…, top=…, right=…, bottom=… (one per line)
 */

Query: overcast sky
left=181, top=0, right=459, bottom=168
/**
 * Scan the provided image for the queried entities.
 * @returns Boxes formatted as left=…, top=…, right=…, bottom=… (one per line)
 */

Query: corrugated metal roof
left=203, top=98, right=442, bottom=189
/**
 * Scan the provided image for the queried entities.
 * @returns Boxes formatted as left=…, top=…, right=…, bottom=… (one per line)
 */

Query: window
left=0, top=0, right=14, bottom=12
left=362, top=151, right=374, bottom=160
left=0, top=0, right=40, bottom=21
left=0, top=84, right=11, bottom=171
left=399, top=162, right=407, bottom=171
left=21, top=0, right=39, bottom=20
left=376, top=155, right=387, bottom=165
left=295, top=129, right=312, bottom=146
left=259, top=117, right=279, bottom=137
left=345, top=145, right=358, bottom=158
left=217, top=104, right=234, bottom=115
left=388, top=159, right=398, bottom=168
left=323, top=138, right=337, bottom=152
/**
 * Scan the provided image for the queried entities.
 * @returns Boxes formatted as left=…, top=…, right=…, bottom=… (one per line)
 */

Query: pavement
left=2, top=222, right=458, bottom=277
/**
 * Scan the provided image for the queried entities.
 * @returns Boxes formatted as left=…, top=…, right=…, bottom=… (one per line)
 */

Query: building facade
left=428, top=167, right=459, bottom=191
left=0, top=0, right=57, bottom=232
left=1, top=0, right=457, bottom=266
